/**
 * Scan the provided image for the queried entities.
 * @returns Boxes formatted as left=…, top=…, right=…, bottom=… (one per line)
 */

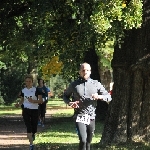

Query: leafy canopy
left=0, top=0, right=143, bottom=78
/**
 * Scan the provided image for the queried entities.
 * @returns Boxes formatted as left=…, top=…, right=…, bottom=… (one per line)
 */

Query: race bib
left=103, top=95, right=112, bottom=102
left=76, top=114, right=90, bottom=125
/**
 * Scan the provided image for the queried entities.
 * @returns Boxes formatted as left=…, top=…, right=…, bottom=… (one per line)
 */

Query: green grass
left=35, top=117, right=104, bottom=149
left=0, top=104, right=22, bottom=116
left=1, top=99, right=150, bottom=150
left=35, top=100, right=104, bottom=149
left=47, top=99, right=68, bottom=108
left=35, top=120, right=104, bottom=150
left=35, top=100, right=150, bottom=150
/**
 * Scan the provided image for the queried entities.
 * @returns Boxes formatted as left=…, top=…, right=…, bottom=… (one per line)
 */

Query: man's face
left=79, top=64, right=91, bottom=80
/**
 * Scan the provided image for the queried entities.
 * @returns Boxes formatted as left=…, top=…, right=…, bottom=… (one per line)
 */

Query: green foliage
left=0, top=96, right=4, bottom=105
left=97, top=40, right=114, bottom=70
left=1, top=69, right=25, bottom=104
left=0, top=61, right=6, bottom=69
left=0, top=0, right=143, bottom=101
left=90, top=0, right=143, bottom=66
left=49, top=75, right=69, bottom=98
left=0, top=0, right=143, bottom=71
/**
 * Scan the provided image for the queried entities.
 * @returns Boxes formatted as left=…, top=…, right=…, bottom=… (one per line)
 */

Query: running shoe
left=38, top=121, right=41, bottom=125
left=29, top=145, right=34, bottom=150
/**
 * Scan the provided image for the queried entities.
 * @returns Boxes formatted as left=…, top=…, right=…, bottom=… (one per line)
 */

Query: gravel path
left=0, top=111, right=52, bottom=150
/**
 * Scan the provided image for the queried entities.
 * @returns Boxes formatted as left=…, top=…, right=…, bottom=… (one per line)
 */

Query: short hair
left=38, top=78, right=44, bottom=84
left=79, top=62, right=91, bottom=70
left=24, top=74, right=33, bottom=82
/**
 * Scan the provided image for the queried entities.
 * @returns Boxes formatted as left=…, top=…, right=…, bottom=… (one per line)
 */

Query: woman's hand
left=15, top=103, right=20, bottom=108
left=28, top=97, right=34, bottom=103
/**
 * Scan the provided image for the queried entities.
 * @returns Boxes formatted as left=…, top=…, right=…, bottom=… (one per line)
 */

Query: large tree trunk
left=100, top=0, right=150, bottom=145
left=27, top=55, right=38, bottom=86
left=84, top=48, right=101, bottom=81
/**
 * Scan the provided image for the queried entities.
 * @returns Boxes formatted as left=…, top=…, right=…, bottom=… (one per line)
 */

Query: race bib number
left=103, top=95, right=112, bottom=102
left=76, top=114, right=90, bottom=125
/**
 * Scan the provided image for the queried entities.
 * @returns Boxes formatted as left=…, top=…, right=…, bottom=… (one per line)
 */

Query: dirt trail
left=0, top=110, right=54, bottom=150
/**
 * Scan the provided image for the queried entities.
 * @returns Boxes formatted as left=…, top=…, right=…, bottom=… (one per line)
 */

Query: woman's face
left=25, top=78, right=33, bottom=88
left=39, top=80, right=44, bottom=86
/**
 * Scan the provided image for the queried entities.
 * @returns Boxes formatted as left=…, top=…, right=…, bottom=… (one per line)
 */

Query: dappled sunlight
left=36, top=131, right=79, bottom=144
left=0, top=99, right=104, bottom=150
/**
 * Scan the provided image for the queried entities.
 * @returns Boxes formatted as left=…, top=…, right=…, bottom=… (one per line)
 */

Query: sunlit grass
left=35, top=115, right=104, bottom=150
left=0, top=104, right=21, bottom=116
left=1, top=99, right=150, bottom=149
left=35, top=99, right=104, bottom=149
left=35, top=100, right=150, bottom=150
left=0, top=99, right=64, bottom=116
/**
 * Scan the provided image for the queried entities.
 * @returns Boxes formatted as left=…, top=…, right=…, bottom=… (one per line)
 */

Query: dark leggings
left=38, top=102, right=46, bottom=118
left=23, top=108, right=39, bottom=134
left=76, top=120, right=95, bottom=150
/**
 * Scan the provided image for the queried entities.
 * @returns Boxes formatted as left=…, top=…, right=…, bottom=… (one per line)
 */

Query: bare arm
left=28, top=95, right=43, bottom=104
left=15, top=97, right=24, bottom=108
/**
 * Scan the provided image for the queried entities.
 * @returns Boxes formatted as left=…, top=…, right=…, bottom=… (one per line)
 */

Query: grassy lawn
left=0, top=104, right=22, bottom=116
left=35, top=99, right=104, bottom=150
left=0, top=99, right=150, bottom=149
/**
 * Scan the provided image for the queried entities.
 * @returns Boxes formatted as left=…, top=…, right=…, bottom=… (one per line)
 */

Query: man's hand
left=69, top=101, right=79, bottom=108
left=92, top=93, right=98, bottom=100
left=92, top=93, right=103, bottom=100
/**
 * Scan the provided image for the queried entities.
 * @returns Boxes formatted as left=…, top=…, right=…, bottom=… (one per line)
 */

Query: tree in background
left=100, top=0, right=150, bottom=146
left=41, top=56, right=63, bottom=80
left=0, top=2, right=147, bottom=147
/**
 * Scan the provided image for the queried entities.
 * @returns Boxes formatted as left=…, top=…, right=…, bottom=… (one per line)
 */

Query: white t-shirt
left=21, top=87, right=40, bottom=109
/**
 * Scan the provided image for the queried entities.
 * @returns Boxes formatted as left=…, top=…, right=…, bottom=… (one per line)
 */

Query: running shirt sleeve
left=20, top=90, right=24, bottom=97
left=96, top=81, right=112, bottom=101
left=97, top=82, right=109, bottom=95
left=35, top=88, right=42, bottom=97
left=63, top=83, right=73, bottom=104
left=43, top=86, right=48, bottom=97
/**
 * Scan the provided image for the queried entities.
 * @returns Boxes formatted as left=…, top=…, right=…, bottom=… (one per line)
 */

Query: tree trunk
left=99, top=69, right=112, bottom=91
left=84, top=48, right=101, bottom=81
left=27, top=55, right=38, bottom=86
left=100, top=0, right=150, bottom=145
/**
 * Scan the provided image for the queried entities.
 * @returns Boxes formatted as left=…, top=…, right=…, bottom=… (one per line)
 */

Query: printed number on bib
left=76, top=114, right=90, bottom=125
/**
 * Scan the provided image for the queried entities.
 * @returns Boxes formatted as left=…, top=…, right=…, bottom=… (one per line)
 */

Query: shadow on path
left=0, top=113, right=51, bottom=150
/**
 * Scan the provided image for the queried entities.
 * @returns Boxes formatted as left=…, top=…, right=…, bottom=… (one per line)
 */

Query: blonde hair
left=24, top=74, right=33, bottom=82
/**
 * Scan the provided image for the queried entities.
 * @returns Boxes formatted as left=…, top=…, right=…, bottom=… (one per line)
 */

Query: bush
left=0, top=96, right=4, bottom=105
left=1, top=71, right=23, bottom=105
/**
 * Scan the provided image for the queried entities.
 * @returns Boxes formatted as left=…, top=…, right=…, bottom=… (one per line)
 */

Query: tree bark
left=84, top=48, right=101, bottom=81
left=100, top=0, right=150, bottom=145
